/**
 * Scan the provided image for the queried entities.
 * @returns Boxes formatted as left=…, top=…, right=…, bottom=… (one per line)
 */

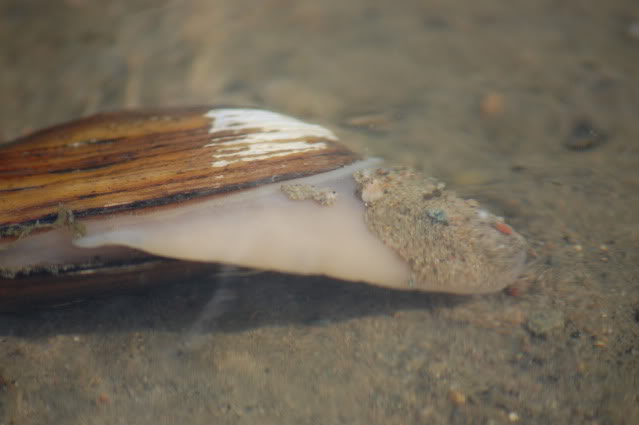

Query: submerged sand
left=1, top=0, right=638, bottom=424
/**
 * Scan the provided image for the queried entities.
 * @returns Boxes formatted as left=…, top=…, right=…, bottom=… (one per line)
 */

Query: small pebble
left=358, top=178, right=385, bottom=203
left=480, top=93, right=506, bottom=118
left=425, top=208, right=449, bottom=225
left=494, top=222, right=513, bottom=235
left=565, top=118, right=607, bottom=151
left=449, top=390, right=467, bottom=405
left=505, top=285, right=524, bottom=297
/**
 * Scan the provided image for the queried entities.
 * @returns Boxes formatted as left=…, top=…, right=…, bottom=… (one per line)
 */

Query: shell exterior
left=0, top=107, right=359, bottom=233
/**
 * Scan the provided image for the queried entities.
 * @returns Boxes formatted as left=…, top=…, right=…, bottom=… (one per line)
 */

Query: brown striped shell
left=0, top=107, right=368, bottom=310
left=0, top=107, right=359, bottom=232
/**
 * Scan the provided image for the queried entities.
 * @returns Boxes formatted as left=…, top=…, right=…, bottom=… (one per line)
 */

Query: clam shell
left=0, top=107, right=528, bottom=311
left=0, top=107, right=374, bottom=310
left=0, top=107, right=357, bottom=228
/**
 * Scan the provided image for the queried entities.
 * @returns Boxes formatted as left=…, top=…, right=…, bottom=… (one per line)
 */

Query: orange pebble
left=494, top=222, right=513, bottom=235
left=505, top=285, right=523, bottom=297
left=480, top=93, right=505, bottom=118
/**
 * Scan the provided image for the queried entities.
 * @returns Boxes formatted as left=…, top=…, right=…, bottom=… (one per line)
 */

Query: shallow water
left=1, top=0, right=638, bottom=424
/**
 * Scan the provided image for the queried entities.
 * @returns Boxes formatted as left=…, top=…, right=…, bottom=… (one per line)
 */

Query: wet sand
left=1, top=0, right=638, bottom=424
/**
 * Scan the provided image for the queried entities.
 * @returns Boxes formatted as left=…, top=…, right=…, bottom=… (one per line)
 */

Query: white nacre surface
left=70, top=159, right=411, bottom=288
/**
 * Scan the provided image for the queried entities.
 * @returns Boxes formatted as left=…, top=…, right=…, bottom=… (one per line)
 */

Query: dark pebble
left=424, top=208, right=449, bottom=225
left=565, top=119, right=608, bottom=151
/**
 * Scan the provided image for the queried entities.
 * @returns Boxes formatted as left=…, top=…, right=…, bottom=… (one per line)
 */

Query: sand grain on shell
left=280, top=183, right=338, bottom=206
left=354, top=168, right=528, bottom=294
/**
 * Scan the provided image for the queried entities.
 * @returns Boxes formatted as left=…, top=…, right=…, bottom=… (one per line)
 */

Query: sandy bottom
left=1, top=0, right=638, bottom=424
